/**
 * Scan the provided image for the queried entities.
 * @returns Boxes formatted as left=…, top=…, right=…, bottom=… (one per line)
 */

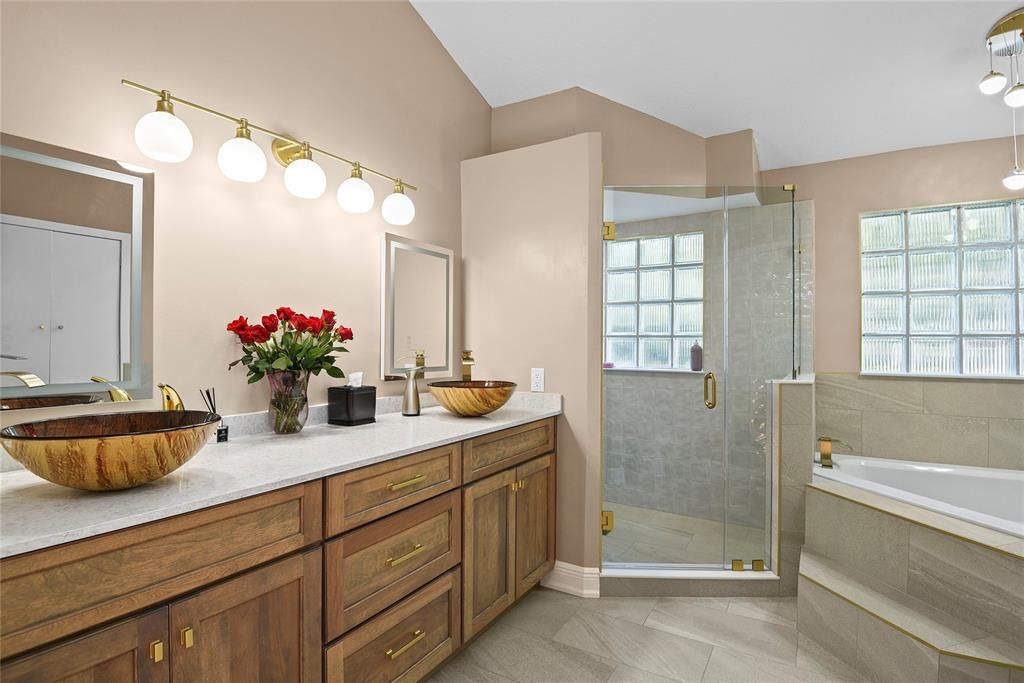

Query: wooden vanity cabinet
left=0, top=608, right=169, bottom=683
left=462, top=453, right=556, bottom=640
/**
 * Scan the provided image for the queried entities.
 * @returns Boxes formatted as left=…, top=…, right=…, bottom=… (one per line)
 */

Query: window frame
left=603, top=232, right=705, bottom=372
left=859, top=199, right=1023, bottom=380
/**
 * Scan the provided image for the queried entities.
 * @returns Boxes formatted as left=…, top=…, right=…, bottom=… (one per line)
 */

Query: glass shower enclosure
left=601, top=185, right=799, bottom=571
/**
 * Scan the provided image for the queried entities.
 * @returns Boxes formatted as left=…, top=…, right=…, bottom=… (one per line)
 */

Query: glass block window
left=860, top=200, right=1023, bottom=377
left=604, top=233, right=704, bottom=370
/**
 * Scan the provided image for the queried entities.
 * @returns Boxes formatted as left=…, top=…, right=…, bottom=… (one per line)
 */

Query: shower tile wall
left=604, top=200, right=813, bottom=532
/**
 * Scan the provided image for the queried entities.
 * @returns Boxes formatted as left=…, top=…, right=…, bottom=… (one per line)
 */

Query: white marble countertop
left=0, top=393, right=562, bottom=558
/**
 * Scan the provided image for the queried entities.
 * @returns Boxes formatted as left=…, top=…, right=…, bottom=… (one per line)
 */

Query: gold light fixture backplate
left=271, top=137, right=305, bottom=167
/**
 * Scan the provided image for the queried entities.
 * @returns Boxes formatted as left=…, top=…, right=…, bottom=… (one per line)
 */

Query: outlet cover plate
left=530, top=368, right=544, bottom=392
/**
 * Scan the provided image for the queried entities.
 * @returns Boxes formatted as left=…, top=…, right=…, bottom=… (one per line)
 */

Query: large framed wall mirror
left=381, top=233, right=453, bottom=379
left=0, top=134, right=154, bottom=410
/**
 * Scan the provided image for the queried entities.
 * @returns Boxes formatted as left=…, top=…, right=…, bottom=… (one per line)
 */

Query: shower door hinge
left=601, top=510, right=615, bottom=535
left=731, top=559, right=745, bottom=571
left=602, top=221, right=616, bottom=241
left=783, top=183, right=797, bottom=192
left=752, top=559, right=766, bottom=572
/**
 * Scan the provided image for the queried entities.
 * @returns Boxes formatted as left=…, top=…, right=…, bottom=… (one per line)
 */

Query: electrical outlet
left=530, top=368, right=545, bottom=392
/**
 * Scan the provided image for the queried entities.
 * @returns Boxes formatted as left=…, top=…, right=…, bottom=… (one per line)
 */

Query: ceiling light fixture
left=1004, top=108, right=1024, bottom=190
left=980, top=42, right=1008, bottom=94
left=133, top=90, right=193, bottom=163
left=122, top=79, right=417, bottom=221
left=980, top=9, right=1024, bottom=188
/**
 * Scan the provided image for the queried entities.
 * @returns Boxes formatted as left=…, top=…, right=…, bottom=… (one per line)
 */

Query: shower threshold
left=601, top=563, right=781, bottom=580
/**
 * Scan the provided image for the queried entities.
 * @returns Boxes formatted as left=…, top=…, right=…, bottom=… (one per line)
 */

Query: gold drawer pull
left=180, top=626, right=194, bottom=649
left=386, top=543, right=425, bottom=567
left=387, top=474, right=426, bottom=492
left=149, top=640, right=164, bottom=663
left=385, top=629, right=425, bottom=660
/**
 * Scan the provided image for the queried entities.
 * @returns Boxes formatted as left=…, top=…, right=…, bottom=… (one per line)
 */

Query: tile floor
left=429, top=588, right=865, bottom=682
left=602, top=502, right=768, bottom=566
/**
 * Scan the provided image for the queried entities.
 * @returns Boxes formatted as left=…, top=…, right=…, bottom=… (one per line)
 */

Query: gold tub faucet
left=818, top=437, right=834, bottom=468
left=462, top=350, right=475, bottom=381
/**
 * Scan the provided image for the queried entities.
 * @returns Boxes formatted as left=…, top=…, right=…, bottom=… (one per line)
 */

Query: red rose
left=275, top=307, right=295, bottom=322
left=246, top=325, right=271, bottom=344
left=307, top=316, right=325, bottom=334
left=237, top=327, right=254, bottom=344
left=226, top=315, right=248, bottom=334
left=321, top=309, right=336, bottom=330
left=291, top=314, right=310, bottom=332
left=336, top=325, right=354, bottom=342
left=261, top=314, right=279, bottom=333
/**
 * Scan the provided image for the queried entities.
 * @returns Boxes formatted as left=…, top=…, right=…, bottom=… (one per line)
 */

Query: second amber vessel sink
left=0, top=410, right=220, bottom=491
left=428, top=381, right=517, bottom=417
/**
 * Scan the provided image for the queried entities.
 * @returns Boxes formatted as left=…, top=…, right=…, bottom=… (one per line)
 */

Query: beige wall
left=762, top=136, right=1019, bottom=373
left=462, top=133, right=604, bottom=569
left=492, top=87, right=709, bottom=187
left=706, top=129, right=761, bottom=189
left=0, top=1, right=490, bottom=423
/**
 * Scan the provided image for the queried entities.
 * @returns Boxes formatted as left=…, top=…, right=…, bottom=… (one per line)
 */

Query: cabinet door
left=1, top=607, right=168, bottom=683
left=169, top=549, right=321, bottom=683
left=0, top=222, right=52, bottom=385
left=515, top=454, right=556, bottom=598
left=462, top=469, right=516, bottom=640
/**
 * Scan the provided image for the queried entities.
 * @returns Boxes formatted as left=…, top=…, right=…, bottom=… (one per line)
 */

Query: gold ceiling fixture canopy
left=988, top=7, right=1024, bottom=56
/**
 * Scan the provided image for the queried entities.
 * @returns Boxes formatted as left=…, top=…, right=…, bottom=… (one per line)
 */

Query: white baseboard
left=541, top=561, right=601, bottom=598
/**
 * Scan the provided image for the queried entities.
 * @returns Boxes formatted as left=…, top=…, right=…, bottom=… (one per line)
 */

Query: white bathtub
left=813, top=454, right=1024, bottom=539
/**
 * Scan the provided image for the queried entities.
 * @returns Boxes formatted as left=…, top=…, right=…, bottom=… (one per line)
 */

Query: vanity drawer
left=325, top=443, right=461, bottom=536
left=325, top=569, right=461, bottom=683
left=0, top=482, right=322, bottom=659
left=463, top=418, right=555, bottom=483
left=325, top=491, right=461, bottom=640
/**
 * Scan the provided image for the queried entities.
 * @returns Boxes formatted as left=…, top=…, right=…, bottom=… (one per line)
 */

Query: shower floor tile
left=602, top=502, right=768, bottom=566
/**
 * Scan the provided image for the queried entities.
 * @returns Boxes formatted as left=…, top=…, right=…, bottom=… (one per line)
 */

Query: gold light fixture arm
left=120, top=79, right=417, bottom=191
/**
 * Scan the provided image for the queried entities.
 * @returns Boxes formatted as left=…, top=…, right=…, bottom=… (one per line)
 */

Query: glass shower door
left=601, top=186, right=728, bottom=568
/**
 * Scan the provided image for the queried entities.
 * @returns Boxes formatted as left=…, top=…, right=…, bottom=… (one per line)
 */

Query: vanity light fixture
left=217, top=120, right=267, bottom=183
left=381, top=181, right=416, bottom=226
left=133, top=90, right=193, bottom=163
left=122, top=79, right=416, bottom=220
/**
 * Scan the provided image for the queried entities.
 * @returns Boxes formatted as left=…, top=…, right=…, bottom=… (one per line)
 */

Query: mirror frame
left=380, top=233, right=454, bottom=379
left=0, top=133, right=154, bottom=404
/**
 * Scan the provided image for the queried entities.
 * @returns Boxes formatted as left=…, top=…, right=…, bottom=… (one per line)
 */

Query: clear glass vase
left=266, top=370, right=309, bottom=434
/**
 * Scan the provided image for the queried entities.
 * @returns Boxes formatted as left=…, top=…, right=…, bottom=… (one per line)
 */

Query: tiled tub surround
left=799, top=480, right=1023, bottom=681
left=815, top=373, right=1024, bottom=469
left=0, top=392, right=562, bottom=558
left=603, top=201, right=813, bottom=568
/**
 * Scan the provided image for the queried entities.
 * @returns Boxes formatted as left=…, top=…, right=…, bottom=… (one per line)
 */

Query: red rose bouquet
left=226, top=307, right=354, bottom=433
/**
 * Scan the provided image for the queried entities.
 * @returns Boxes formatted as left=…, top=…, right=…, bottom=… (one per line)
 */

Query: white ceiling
left=412, top=1, right=1019, bottom=169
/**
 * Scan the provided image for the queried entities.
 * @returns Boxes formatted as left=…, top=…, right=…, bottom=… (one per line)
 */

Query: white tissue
left=349, top=371, right=363, bottom=388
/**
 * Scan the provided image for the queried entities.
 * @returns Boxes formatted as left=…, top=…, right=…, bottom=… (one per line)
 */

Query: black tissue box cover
left=328, top=385, right=376, bottom=426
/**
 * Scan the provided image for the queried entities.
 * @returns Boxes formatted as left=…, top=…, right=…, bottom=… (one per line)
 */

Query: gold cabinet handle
left=385, top=629, right=425, bottom=660
left=149, top=640, right=164, bottom=663
left=703, top=372, right=717, bottom=409
left=519, top=479, right=527, bottom=490
left=387, top=474, right=425, bottom=492
left=385, top=543, right=425, bottom=567
left=180, top=626, right=194, bottom=649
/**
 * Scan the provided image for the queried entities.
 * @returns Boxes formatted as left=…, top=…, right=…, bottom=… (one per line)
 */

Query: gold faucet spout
left=461, top=350, right=475, bottom=382
left=0, top=371, right=46, bottom=388
left=818, top=437, right=834, bottom=469
left=90, top=376, right=132, bottom=402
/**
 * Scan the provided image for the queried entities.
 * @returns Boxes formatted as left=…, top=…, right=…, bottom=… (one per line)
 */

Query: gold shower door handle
left=704, top=372, right=717, bottom=409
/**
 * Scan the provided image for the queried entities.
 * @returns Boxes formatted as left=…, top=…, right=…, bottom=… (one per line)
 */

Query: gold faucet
left=0, top=371, right=46, bottom=388
left=90, top=376, right=132, bottom=402
left=818, top=437, right=834, bottom=469
left=462, top=350, right=475, bottom=381
left=158, top=383, right=185, bottom=411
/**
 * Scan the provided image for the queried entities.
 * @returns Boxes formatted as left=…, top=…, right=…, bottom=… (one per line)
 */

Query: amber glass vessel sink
left=428, top=381, right=517, bottom=417
left=0, top=410, right=220, bottom=491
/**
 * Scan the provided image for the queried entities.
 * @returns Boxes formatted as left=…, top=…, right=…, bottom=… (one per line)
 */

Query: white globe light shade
left=283, top=158, right=327, bottom=199
left=1003, top=168, right=1024, bottom=190
left=337, top=175, right=375, bottom=214
left=217, top=136, right=267, bottom=183
left=381, top=190, right=415, bottom=226
left=979, top=70, right=1008, bottom=95
left=1005, top=83, right=1024, bottom=108
left=134, top=111, right=193, bottom=163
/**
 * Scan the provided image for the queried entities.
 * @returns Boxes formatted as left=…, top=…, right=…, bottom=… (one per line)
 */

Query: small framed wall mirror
left=381, top=233, right=453, bottom=379
left=0, top=134, right=154, bottom=410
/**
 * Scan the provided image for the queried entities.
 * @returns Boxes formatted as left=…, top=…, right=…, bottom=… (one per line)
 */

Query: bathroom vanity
left=0, top=405, right=559, bottom=682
